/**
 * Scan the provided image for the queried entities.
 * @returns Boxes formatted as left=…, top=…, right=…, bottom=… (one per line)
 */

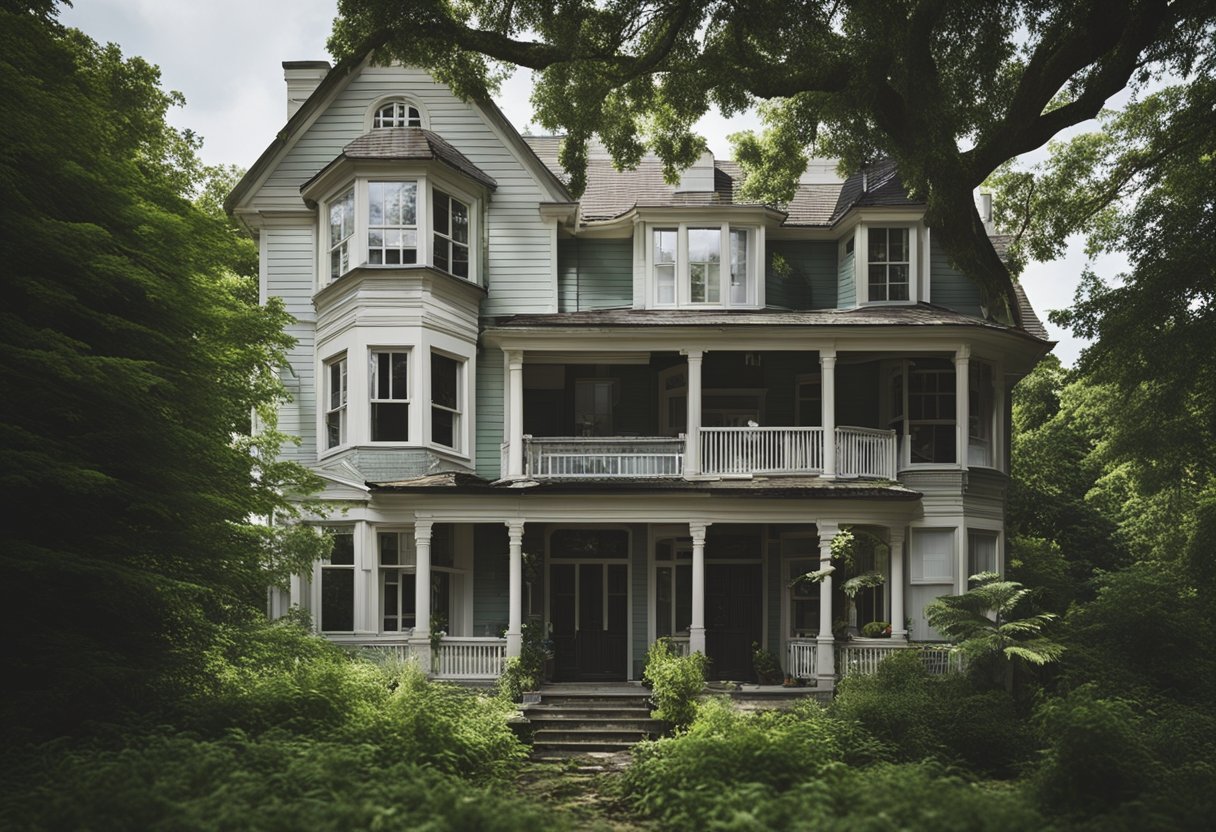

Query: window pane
left=431, top=354, right=458, bottom=409
left=688, top=229, right=720, bottom=263
left=320, top=568, right=354, bottom=631
left=869, top=228, right=887, bottom=261
left=379, top=532, right=399, bottom=565
left=391, top=353, right=408, bottom=398
left=452, top=243, right=469, bottom=278
left=451, top=201, right=469, bottom=243
left=328, top=529, right=354, bottom=565
left=968, top=531, right=998, bottom=577
left=433, top=236, right=449, bottom=273
left=890, top=228, right=909, bottom=262
left=372, top=402, right=409, bottom=441
left=654, top=230, right=676, bottom=263
left=656, top=264, right=675, bottom=304
left=432, top=407, right=454, bottom=447
left=730, top=229, right=748, bottom=304
left=435, top=192, right=450, bottom=235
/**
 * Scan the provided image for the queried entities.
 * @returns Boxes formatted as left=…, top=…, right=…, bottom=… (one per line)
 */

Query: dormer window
left=868, top=227, right=910, bottom=301
left=374, top=101, right=422, bottom=128
left=645, top=222, right=758, bottom=308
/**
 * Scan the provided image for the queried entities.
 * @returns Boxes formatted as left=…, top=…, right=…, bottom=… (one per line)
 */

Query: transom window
left=368, top=181, right=418, bottom=265
left=433, top=190, right=469, bottom=279
left=325, top=354, right=348, bottom=450
left=430, top=352, right=462, bottom=450
left=867, top=227, right=911, bottom=301
left=649, top=223, right=755, bottom=308
left=373, top=101, right=422, bottom=128
left=370, top=350, right=409, bottom=442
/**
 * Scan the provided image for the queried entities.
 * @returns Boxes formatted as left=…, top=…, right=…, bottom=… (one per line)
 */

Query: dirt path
left=514, top=753, right=653, bottom=831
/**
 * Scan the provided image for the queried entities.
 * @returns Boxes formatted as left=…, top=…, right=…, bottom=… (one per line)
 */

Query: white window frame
left=432, top=189, right=470, bottom=279
left=429, top=350, right=464, bottom=452
left=967, top=528, right=1000, bottom=581
left=645, top=222, right=759, bottom=309
left=364, top=96, right=428, bottom=131
left=328, top=188, right=354, bottom=282
left=319, top=174, right=481, bottom=287
left=377, top=529, right=418, bottom=633
left=369, top=349, right=411, bottom=443
left=367, top=179, right=420, bottom=267
left=324, top=353, right=348, bottom=451
left=858, top=223, right=919, bottom=305
left=910, top=527, right=956, bottom=585
left=373, top=101, right=422, bottom=129
left=319, top=526, right=356, bottom=633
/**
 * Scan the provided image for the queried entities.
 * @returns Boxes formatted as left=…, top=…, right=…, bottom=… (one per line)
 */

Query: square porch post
left=820, top=349, right=837, bottom=478
left=889, top=525, right=907, bottom=640
left=816, top=522, right=839, bottom=687
left=505, top=520, right=524, bottom=657
left=683, top=349, right=703, bottom=477
left=507, top=350, right=524, bottom=478
left=411, top=518, right=433, bottom=669
left=689, top=521, right=708, bottom=655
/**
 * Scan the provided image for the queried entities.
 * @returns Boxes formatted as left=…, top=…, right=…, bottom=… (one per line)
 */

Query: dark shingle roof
left=488, top=302, right=1048, bottom=341
left=304, top=128, right=498, bottom=191
left=830, top=159, right=921, bottom=222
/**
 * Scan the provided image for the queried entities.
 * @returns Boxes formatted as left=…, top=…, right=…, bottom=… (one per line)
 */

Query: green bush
left=861, top=620, right=891, bottom=638
left=0, top=731, right=563, bottom=832
left=752, top=642, right=783, bottom=684
left=643, top=638, right=708, bottom=728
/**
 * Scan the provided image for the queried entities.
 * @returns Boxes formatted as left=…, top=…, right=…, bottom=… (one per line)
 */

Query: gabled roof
left=829, top=159, right=921, bottom=222
left=302, top=128, right=498, bottom=193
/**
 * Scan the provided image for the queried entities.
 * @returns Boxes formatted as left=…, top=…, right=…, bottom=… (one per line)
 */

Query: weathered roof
left=303, top=128, right=498, bottom=192
left=488, top=302, right=1049, bottom=341
left=830, top=159, right=921, bottom=222
left=370, top=472, right=922, bottom=499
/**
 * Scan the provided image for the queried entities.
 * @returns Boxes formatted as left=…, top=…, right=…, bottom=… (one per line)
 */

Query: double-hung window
left=907, top=361, right=956, bottom=463
left=328, top=188, right=354, bottom=281
left=379, top=531, right=417, bottom=632
left=650, top=224, right=754, bottom=307
left=430, top=352, right=462, bottom=450
left=325, top=355, right=348, bottom=450
left=967, top=530, right=998, bottom=580
left=433, top=190, right=470, bottom=278
left=867, top=227, right=911, bottom=301
left=320, top=527, right=355, bottom=632
left=370, top=350, right=409, bottom=442
left=367, top=181, right=418, bottom=265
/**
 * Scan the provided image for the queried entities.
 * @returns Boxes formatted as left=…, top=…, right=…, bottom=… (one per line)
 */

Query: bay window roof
left=302, top=128, right=498, bottom=196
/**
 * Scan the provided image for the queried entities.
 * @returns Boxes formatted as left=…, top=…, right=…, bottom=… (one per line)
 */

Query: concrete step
left=531, top=739, right=643, bottom=753
left=533, top=728, right=659, bottom=744
left=523, top=705, right=653, bottom=720
left=527, top=716, right=666, bottom=732
left=533, top=695, right=652, bottom=708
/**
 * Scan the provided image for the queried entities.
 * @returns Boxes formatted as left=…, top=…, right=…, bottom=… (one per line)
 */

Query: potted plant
left=752, top=642, right=784, bottom=685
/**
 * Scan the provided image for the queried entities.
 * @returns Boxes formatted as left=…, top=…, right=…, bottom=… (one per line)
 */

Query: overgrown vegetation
left=643, top=638, right=708, bottom=729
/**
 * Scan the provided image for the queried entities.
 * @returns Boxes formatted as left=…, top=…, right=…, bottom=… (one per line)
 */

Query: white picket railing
left=666, top=636, right=691, bottom=657
left=836, top=640, right=964, bottom=677
left=701, top=427, right=824, bottom=475
left=525, top=435, right=684, bottom=479
left=834, top=426, right=897, bottom=480
left=787, top=639, right=818, bottom=680
left=434, top=637, right=507, bottom=680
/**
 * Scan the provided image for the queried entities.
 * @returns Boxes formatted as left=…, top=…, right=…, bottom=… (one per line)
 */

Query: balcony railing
left=787, top=638, right=818, bottom=680
left=525, top=435, right=685, bottom=479
left=834, top=426, right=897, bottom=480
left=701, top=427, right=823, bottom=475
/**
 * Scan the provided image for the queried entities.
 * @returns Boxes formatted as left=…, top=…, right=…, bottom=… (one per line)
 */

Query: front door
left=550, top=562, right=628, bottom=680
left=705, top=563, right=763, bottom=680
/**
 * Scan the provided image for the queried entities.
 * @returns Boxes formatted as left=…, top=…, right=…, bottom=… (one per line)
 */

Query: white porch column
left=412, top=518, right=434, bottom=668
left=505, top=520, right=525, bottom=658
left=889, top=525, right=907, bottom=640
left=689, top=521, right=709, bottom=655
left=816, top=522, right=840, bottom=686
left=507, top=350, right=524, bottom=478
left=684, top=350, right=703, bottom=477
left=955, top=345, right=970, bottom=470
left=820, top=349, right=837, bottom=479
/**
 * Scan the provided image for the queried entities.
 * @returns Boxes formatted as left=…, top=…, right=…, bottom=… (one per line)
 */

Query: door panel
left=705, top=564, right=763, bottom=680
left=551, top=562, right=628, bottom=681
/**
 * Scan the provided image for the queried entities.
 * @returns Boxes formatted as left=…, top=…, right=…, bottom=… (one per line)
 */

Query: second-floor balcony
left=518, top=425, right=896, bottom=481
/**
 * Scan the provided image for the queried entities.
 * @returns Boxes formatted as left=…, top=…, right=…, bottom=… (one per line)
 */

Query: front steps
left=523, top=687, right=667, bottom=757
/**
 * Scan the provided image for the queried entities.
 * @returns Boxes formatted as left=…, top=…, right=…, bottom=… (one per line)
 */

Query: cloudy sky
left=62, top=0, right=1129, bottom=365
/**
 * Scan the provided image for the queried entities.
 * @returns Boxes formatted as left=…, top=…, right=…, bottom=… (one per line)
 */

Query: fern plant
left=925, top=571, right=1064, bottom=694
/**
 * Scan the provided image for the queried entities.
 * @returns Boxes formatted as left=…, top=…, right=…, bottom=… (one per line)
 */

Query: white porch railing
left=701, top=427, right=823, bottom=475
left=666, top=636, right=691, bottom=657
left=434, top=637, right=507, bottom=680
left=836, top=640, right=963, bottom=677
left=525, top=435, right=685, bottom=479
left=787, top=638, right=818, bottom=680
left=835, top=427, right=897, bottom=480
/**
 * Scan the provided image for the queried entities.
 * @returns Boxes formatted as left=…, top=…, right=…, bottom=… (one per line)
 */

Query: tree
left=328, top=0, right=1216, bottom=323
left=0, top=4, right=322, bottom=738
left=926, top=572, right=1064, bottom=694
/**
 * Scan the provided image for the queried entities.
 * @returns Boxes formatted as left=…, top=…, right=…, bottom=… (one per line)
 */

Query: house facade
left=227, top=58, right=1051, bottom=693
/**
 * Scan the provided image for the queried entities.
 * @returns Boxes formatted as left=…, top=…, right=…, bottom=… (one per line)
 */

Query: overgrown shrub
left=752, top=642, right=783, bottom=684
left=643, top=638, right=708, bottom=728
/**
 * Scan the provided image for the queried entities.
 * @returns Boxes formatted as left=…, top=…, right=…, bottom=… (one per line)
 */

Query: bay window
left=325, top=354, right=348, bottom=450
left=370, top=350, right=409, bottom=442
left=367, top=181, right=418, bottom=265
left=648, top=223, right=756, bottom=308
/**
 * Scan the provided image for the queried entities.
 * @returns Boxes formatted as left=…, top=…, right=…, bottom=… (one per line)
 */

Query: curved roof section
left=302, top=127, right=498, bottom=192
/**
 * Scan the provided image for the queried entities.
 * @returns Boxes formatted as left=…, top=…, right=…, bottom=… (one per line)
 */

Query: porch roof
left=487, top=300, right=1049, bottom=342
left=369, top=472, right=922, bottom=500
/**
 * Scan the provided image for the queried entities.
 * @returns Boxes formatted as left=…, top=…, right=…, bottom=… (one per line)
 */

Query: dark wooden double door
left=705, top=564, right=763, bottom=680
left=551, top=563, right=628, bottom=681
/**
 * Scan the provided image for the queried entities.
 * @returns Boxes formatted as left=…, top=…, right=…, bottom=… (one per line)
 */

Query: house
left=226, top=57, right=1051, bottom=694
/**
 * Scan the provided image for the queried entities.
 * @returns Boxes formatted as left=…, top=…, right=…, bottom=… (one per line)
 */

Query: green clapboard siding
left=475, top=347, right=504, bottom=481
left=557, top=238, right=634, bottom=311
left=837, top=237, right=856, bottom=308
left=930, top=237, right=984, bottom=317
left=767, top=240, right=837, bottom=309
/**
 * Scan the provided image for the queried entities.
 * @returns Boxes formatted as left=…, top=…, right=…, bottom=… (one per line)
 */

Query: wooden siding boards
left=557, top=238, right=633, bottom=311
left=267, top=226, right=318, bottom=460
left=767, top=240, right=837, bottom=309
left=475, top=347, right=505, bottom=481
left=251, top=64, right=557, bottom=317
left=929, top=237, right=984, bottom=317
left=837, top=246, right=856, bottom=308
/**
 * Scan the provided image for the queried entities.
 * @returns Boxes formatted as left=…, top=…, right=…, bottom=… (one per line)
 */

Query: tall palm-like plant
left=926, top=572, right=1064, bottom=694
